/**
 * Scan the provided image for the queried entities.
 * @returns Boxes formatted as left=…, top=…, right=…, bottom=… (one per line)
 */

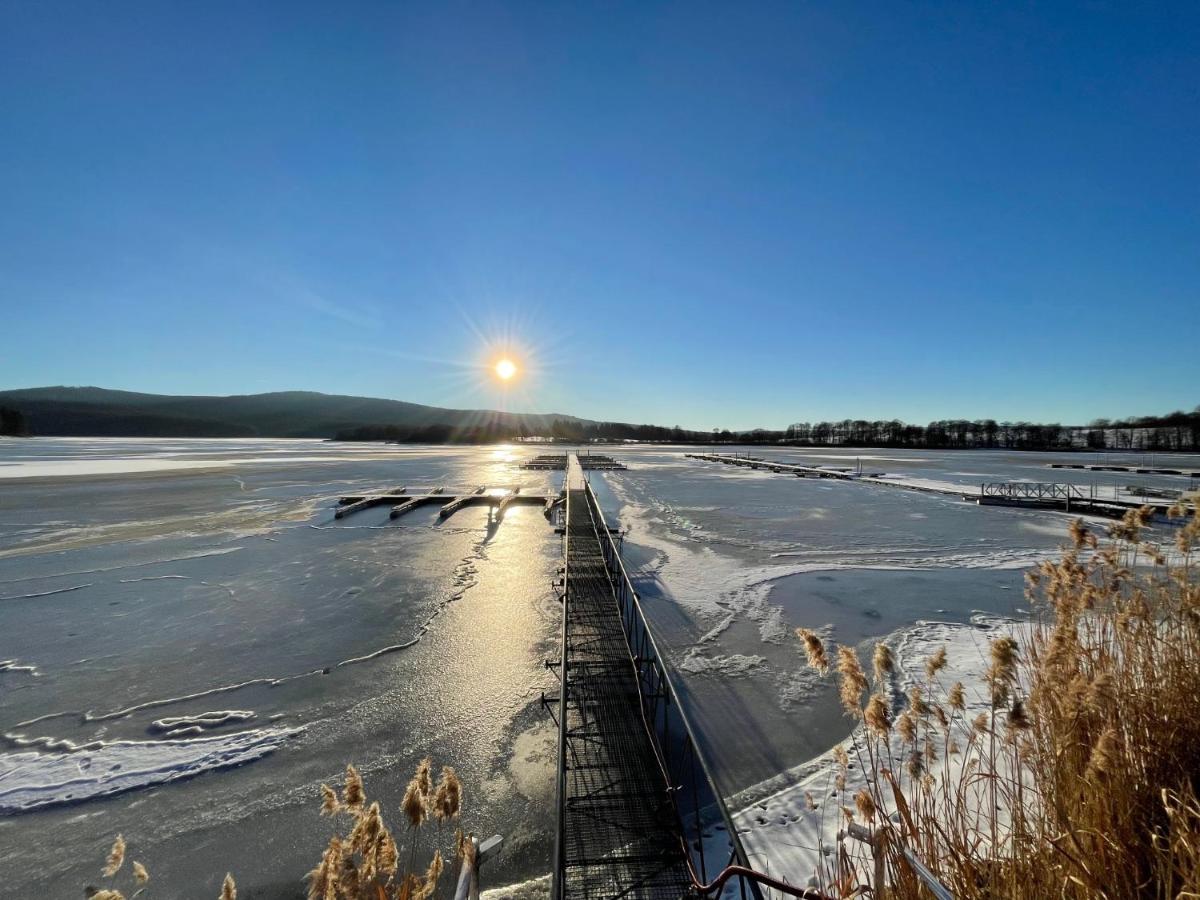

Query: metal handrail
left=578, top=479, right=840, bottom=900
left=549, top=468, right=939, bottom=900
left=550, top=491, right=571, bottom=900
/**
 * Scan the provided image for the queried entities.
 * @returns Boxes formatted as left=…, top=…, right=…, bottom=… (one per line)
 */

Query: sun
left=494, top=358, right=518, bottom=381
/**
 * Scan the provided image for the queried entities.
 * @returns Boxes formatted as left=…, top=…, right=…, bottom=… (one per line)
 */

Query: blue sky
left=1, top=2, right=1196, bottom=430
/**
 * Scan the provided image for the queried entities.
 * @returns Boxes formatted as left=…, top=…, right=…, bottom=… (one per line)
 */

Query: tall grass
left=800, top=500, right=1200, bottom=898
left=307, top=759, right=464, bottom=900
left=86, top=759, right=466, bottom=900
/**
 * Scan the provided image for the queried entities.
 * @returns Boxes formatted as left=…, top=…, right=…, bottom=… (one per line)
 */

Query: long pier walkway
left=334, top=455, right=821, bottom=898
left=552, top=455, right=801, bottom=900
left=555, top=455, right=693, bottom=899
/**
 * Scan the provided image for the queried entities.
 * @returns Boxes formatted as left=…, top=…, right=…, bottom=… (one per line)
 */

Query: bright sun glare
left=494, top=358, right=517, bottom=381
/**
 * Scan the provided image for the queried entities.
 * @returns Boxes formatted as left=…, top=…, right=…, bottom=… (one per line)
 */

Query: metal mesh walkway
left=556, top=468, right=693, bottom=900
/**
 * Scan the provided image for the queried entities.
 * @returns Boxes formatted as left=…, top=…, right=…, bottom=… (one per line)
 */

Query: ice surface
left=0, top=727, right=302, bottom=813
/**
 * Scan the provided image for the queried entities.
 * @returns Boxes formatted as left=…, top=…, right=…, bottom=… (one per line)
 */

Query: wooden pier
left=335, top=486, right=562, bottom=522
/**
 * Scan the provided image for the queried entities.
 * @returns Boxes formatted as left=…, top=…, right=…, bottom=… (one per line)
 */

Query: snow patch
left=0, top=727, right=302, bottom=813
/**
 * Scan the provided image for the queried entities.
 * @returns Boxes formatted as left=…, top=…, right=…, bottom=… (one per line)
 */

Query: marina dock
left=687, top=453, right=1183, bottom=518
left=522, top=454, right=627, bottom=471
left=685, top=452, right=880, bottom=479
left=335, top=486, right=560, bottom=521
left=1048, top=462, right=1200, bottom=477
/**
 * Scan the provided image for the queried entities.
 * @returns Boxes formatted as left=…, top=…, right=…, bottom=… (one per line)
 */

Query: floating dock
left=688, top=453, right=1183, bottom=519
left=684, top=453, right=881, bottom=479
left=521, top=454, right=627, bottom=471
left=975, top=482, right=1176, bottom=515
left=335, top=485, right=561, bottom=521
left=1048, top=462, right=1200, bottom=477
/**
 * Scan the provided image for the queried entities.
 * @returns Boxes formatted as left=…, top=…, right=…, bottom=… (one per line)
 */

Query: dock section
left=554, top=453, right=692, bottom=899
left=687, top=453, right=1183, bottom=518
left=685, top=453, right=874, bottom=479
left=335, top=485, right=562, bottom=523
left=522, top=454, right=627, bottom=471
left=551, top=454, right=772, bottom=900
left=1049, top=462, right=1200, bottom=477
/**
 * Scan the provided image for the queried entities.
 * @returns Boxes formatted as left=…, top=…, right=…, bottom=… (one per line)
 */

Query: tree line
left=0, top=406, right=28, bottom=436
left=336, top=408, right=1200, bottom=452
left=784, top=408, right=1200, bottom=451
left=9, top=397, right=1183, bottom=451
left=334, top=423, right=520, bottom=443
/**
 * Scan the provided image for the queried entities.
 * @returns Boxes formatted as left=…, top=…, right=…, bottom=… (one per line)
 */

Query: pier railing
left=980, top=482, right=1087, bottom=501
left=577, top=476, right=767, bottom=900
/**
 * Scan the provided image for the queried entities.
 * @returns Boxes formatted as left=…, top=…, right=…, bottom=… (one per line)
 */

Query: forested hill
left=0, top=387, right=587, bottom=440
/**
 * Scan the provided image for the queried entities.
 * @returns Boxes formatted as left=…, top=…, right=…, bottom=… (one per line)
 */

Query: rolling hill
left=0, top=387, right=587, bottom=439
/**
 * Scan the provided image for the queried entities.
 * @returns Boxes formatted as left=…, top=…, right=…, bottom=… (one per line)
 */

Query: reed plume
left=947, top=681, right=965, bottom=711
left=419, top=849, right=443, bottom=899
left=433, top=766, right=462, bottom=824
left=219, top=873, right=236, bottom=900
left=896, top=710, right=916, bottom=743
left=924, top=647, right=947, bottom=678
left=320, top=782, right=340, bottom=816
left=1006, top=699, right=1031, bottom=730
left=305, top=836, right=343, bottom=900
left=342, top=764, right=365, bottom=812
left=103, top=835, right=126, bottom=877
left=864, top=693, right=891, bottom=736
left=797, top=627, right=829, bottom=673
left=415, top=758, right=434, bottom=803
left=402, top=777, right=426, bottom=830
left=836, top=645, right=868, bottom=717
left=855, top=788, right=877, bottom=821
left=872, top=642, right=894, bottom=683
left=836, top=498, right=1200, bottom=900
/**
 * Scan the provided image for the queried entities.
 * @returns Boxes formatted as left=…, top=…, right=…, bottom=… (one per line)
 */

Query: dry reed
left=797, top=627, right=830, bottom=674
left=103, top=835, right=126, bottom=877
left=303, top=758, right=462, bottom=900
left=85, top=756, right=467, bottom=900
left=796, top=499, right=1200, bottom=898
left=86, top=834, right=148, bottom=900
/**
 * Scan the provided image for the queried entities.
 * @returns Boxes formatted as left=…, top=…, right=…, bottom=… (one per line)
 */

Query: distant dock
left=687, top=453, right=1183, bottom=518
left=1048, top=462, right=1200, bottom=477
left=520, top=453, right=627, bottom=471
left=685, top=452, right=880, bottom=479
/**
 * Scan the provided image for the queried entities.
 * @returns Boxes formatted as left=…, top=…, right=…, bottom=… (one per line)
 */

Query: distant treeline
left=335, top=422, right=528, bottom=443
left=0, top=406, right=28, bottom=436
left=337, top=408, right=1200, bottom=452
left=783, top=408, right=1200, bottom=451
left=336, top=420, right=724, bottom=444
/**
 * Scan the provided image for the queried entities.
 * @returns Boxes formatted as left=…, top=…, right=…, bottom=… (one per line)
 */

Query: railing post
left=690, top=740, right=706, bottom=881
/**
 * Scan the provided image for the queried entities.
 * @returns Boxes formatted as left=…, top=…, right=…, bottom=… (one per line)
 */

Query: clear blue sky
left=1, top=2, right=1196, bottom=430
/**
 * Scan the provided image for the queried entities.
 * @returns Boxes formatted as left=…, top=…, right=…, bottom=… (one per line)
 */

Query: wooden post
left=455, top=835, right=503, bottom=900
left=874, top=827, right=889, bottom=900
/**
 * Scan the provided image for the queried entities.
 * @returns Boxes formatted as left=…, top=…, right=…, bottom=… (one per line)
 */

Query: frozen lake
left=1, top=438, right=1196, bottom=897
